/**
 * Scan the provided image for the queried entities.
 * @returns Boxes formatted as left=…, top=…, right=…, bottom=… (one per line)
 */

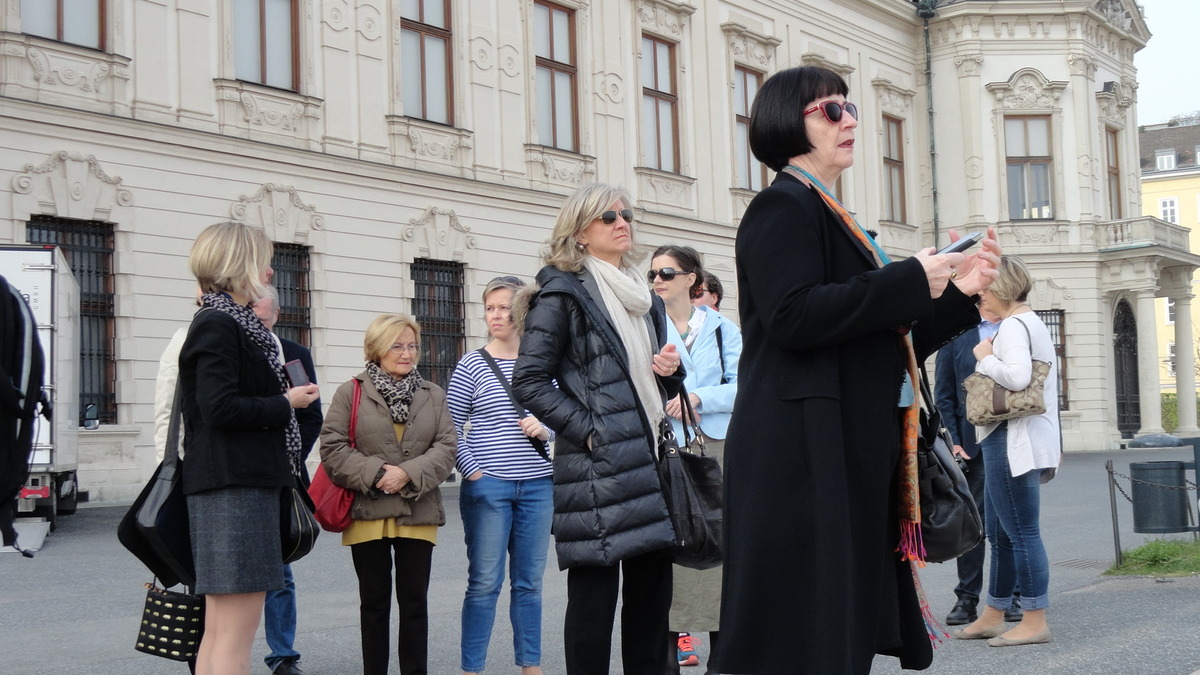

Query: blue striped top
left=445, top=349, right=554, bottom=480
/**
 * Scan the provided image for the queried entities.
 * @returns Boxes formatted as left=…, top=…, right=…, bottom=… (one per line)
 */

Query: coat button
left=403, top=450, right=410, bottom=456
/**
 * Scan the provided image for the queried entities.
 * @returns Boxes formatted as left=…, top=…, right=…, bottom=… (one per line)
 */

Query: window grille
left=26, top=215, right=116, bottom=424
left=271, top=243, right=311, bottom=347
left=410, top=258, right=464, bottom=387
left=1035, top=309, right=1068, bottom=411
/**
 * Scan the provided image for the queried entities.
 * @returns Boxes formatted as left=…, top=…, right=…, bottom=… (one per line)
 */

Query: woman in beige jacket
left=319, top=313, right=457, bottom=675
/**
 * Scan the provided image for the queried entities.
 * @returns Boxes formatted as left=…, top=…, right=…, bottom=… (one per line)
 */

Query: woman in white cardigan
left=954, top=255, right=1060, bottom=648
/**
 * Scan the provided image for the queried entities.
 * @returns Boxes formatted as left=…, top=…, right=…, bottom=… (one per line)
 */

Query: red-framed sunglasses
left=804, top=101, right=858, bottom=124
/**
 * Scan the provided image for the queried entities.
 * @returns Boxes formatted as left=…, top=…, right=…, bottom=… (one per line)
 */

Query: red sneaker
left=677, top=633, right=700, bottom=667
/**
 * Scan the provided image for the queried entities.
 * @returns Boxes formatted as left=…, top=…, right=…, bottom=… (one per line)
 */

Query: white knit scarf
left=583, top=255, right=663, bottom=434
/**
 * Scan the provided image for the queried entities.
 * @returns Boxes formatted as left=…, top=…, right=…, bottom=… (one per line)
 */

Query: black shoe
left=273, top=660, right=305, bottom=675
left=945, top=598, right=978, bottom=625
left=1005, top=605, right=1024, bottom=622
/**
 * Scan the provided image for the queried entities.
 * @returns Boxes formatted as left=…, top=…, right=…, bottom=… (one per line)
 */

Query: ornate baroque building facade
left=0, top=0, right=1185, bottom=503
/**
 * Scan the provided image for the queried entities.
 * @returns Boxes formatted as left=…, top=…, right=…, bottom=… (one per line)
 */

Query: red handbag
left=307, top=379, right=361, bottom=532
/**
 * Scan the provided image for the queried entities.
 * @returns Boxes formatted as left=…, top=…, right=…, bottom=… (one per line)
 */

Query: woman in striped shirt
left=447, top=275, right=554, bottom=675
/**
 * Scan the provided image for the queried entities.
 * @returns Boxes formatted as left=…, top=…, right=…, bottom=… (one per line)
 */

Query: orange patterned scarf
left=782, top=165, right=926, bottom=564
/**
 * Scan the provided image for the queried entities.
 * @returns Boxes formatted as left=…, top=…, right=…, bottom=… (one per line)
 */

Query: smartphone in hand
left=937, top=231, right=984, bottom=255
left=284, top=359, right=311, bottom=387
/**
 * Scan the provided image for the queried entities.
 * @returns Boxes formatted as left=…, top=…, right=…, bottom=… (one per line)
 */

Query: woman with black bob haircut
left=717, top=65, right=1002, bottom=674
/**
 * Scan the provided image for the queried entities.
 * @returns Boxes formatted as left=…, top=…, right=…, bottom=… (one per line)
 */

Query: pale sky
left=1134, top=0, right=1200, bottom=125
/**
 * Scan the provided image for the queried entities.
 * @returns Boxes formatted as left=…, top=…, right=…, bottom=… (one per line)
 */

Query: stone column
left=1174, top=293, right=1199, bottom=433
left=1136, top=289, right=1165, bottom=434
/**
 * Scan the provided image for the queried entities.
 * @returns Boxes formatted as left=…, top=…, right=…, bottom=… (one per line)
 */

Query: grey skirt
left=187, top=486, right=283, bottom=594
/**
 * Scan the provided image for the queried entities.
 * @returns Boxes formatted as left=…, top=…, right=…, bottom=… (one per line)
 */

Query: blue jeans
left=981, top=424, right=1050, bottom=611
left=459, top=475, right=553, bottom=672
left=264, top=563, right=301, bottom=670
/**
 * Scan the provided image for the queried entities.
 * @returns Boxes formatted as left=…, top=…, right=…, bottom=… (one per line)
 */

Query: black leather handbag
left=117, top=383, right=195, bottom=588
left=281, top=473, right=319, bottom=564
left=917, top=366, right=984, bottom=563
left=656, top=386, right=723, bottom=570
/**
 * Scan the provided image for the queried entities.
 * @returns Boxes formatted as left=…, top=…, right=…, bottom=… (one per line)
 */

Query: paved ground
left=2, top=447, right=1199, bottom=674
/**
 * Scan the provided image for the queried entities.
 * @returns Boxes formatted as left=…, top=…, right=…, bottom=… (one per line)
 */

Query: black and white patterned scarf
left=202, top=292, right=303, bottom=476
left=365, top=361, right=423, bottom=423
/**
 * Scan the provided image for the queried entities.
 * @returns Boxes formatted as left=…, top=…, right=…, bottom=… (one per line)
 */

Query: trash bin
left=1129, top=461, right=1193, bottom=534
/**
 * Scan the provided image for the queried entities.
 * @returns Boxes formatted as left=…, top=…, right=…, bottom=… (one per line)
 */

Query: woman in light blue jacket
left=650, top=245, right=741, bottom=675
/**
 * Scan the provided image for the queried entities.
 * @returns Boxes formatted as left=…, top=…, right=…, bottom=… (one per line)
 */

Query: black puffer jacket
left=513, top=265, right=683, bottom=569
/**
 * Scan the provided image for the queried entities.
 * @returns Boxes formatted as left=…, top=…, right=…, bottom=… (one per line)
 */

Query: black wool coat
left=513, top=265, right=683, bottom=569
left=179, top=308, right=293, bottom=494
left=717, top=173, right=978, bottom=674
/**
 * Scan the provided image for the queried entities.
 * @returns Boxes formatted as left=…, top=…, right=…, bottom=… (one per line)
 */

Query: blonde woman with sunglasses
left=513, top=183, right=684, bottom=674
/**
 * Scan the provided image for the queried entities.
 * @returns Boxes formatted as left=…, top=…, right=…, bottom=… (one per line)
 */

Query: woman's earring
left=575, top=241, right=586, bottom=251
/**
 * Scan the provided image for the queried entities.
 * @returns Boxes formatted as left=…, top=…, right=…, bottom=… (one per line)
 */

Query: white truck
left=0, top=245, right=80, bottom=532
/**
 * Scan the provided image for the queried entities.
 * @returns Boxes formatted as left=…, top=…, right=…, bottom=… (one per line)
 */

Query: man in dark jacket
left=935, top=308, right=1021, bottom=626
left=0, top=274, right=46, bottom=556
left=254, top=289, right=322, bottom=675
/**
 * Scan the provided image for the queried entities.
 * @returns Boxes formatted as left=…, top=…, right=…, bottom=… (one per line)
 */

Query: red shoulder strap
left=349, top=379, right=362, bottom=448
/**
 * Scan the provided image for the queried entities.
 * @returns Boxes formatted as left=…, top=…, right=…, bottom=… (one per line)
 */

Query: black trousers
left=954, top=450, right=986, bottom=603
left=563, top=550, right=672, bottom=675
left=351, top=537, right=434, bottom=675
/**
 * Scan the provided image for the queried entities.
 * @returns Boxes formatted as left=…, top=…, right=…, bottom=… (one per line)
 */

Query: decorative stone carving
left=0, top=34, right=132, bottom=113
left=1068, top=52, right=1095, bottom=78
left=526, top=146, right=597, bottom=186
left=721, top=20, right=781, bottom=70
left=323, top=0, right=350, bottom=31
left=214, top=79, right=323, bottom=142
left=358, top=4, right=383, bottom=41
left=593, top=72, right=624, bottom=104
left=1033, top=276, right=1074, bottom=304
left=634, top=167, right=695, bottom=211
left=402, top=207, right=477, bottom=260
left=1095, top=0, right=1133, bottom=32
left=394, top=122, right=471, bottom=160
left=1096, top=81, right=1131, bottom=130
left=1011, top=223, right=1059, bottom=244
left=231, top=184, right=323, bottom=245
left=801, top=53, right=853, bottom=79
left=985, top=68, right=1069, bottom=109
left=872, top=78, right=915, bottom=118
left=470, top=37, right=520, bottom=78
left=954, top=53, right=983, bottom=78
left=637, top=0, right=696, bottom=39
left=11, top=151, right=133, bottom=222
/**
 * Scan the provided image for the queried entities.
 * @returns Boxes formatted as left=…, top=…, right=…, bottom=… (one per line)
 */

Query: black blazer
left=179, top=309, right=293, bottom=494
left=935, top=324, right=984, bottom=458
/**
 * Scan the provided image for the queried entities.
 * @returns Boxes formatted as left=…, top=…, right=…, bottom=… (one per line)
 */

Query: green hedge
left=1159, top=393, right=1200, bottom=433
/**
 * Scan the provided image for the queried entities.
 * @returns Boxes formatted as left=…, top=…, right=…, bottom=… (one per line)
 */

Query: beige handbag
left=963, top=317, right=1051, bottom=425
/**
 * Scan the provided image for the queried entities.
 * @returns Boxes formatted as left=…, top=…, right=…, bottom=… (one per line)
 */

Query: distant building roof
left=1139, top=123, right=1200, bottom=173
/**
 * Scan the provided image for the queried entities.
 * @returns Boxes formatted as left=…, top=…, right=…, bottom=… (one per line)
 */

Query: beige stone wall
left=0, top=0, right=1178, bottom=501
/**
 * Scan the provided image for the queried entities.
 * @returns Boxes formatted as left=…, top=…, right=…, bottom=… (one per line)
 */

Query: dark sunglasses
left=489, top=275, right=525, bottom=287
left=647, top=267, right=686, bottom=283
left=803, top=100, right=858, bottom=124
left=600, top=209, right=634, bottom=225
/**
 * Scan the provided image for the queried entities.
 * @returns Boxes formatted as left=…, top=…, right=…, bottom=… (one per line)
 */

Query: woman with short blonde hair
left=514, top=183, right=684, bottom=673
left=956, top=256, right=1059, bottom=647
left=179, top=221, right=320, bottom=674
left=320, top=313, right=457, bottom=675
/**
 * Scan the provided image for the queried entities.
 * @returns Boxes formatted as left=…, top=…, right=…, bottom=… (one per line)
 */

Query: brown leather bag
left=963, top=316, right=1051, bottom=425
